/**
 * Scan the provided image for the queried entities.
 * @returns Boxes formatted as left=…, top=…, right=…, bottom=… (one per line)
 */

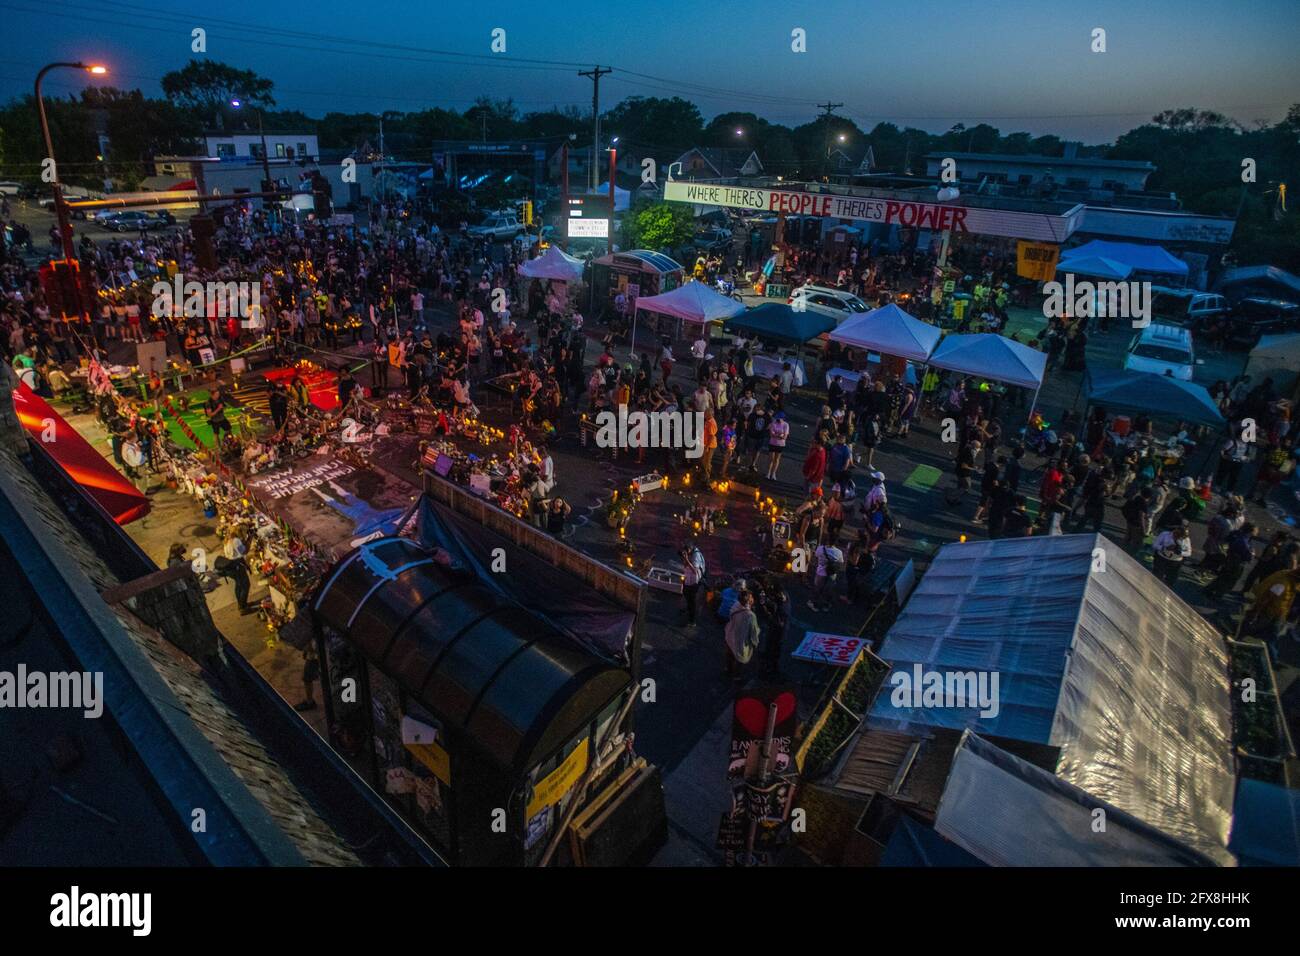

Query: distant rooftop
left=923, top=151, right=1155, bottom=170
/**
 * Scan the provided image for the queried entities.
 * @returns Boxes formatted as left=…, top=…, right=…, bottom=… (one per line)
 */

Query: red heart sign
left=734, top=691, right=797, bottom=737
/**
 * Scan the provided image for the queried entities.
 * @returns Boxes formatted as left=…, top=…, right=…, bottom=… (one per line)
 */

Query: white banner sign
left=568, top=217, right=610, bottom=238
left=663, top=180, right=1079, bottom=242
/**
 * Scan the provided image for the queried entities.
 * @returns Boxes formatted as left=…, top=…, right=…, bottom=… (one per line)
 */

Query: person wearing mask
left=723, top=589, right=761, bottom=678
left=680, top=543, right=707, bottom=629
left=1151, top=523, right=1192, bottom=587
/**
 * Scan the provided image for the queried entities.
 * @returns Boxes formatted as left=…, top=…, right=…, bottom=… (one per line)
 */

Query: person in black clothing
left=1003, top=444, right=1024, bottom=493
left=987, top=481, right=1016, bottom=539
left=268, top=382, right=289, bottom=433
left=338, top=367, right=357, bottom=408
left=973, top=456, right=1001, bottom=522
left=204, top=391, right=231, bottom=441
left=1002, top=495, right=1033, bottom=538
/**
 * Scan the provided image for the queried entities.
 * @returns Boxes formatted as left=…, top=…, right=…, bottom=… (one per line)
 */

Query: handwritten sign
left=792, top=631, right=865, bottom=667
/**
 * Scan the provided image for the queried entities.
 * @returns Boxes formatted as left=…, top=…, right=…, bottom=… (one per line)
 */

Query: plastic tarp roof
left=1055, top=254, right=1133, bottom=280
left=12, top=382, right=149, bottom=524
left=828, top=304, right=942, bottom=361
left=936, top=732, right=1228, bottom=866
left=517, top=244, right=585, bottom=281
left=1061, top=240, right=1189, bottom=276
left=724, top=302, right=836, bottom=344
left=633, top=281, right=745, bottom=324
left=1229, top=778, right=1300, bottom=866
left=1084, top=367, right=1225, bottom=427
left=927, top=333, right=1047, bottom=389
left=870, top=533, right=1236, bottom=864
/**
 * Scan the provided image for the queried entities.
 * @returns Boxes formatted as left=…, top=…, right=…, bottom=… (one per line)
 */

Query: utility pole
left=817, top=101, right=844, bottom=181
left=579, top=66, right=612, bottom=191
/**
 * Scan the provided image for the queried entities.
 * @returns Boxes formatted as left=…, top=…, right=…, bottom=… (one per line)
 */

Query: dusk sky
left=4, top=0, right=1298, bottom=143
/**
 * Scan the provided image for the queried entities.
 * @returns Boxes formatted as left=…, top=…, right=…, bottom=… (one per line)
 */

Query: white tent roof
left=928, top=333, right=1046, bottom=389
left=517, top=245, right=585, bottom=282
left=870, top=533, right=1235, bottom=865
left=937, top=732, right=1228, bottom=866
left=633, top=281, right=745, bottom=324
left=828, top=303, right=942, bottom=361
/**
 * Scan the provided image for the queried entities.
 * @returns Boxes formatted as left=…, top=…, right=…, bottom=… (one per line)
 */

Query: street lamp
left=35, top=61, right=108, bottom=263
left=230, top=98, right=274, bottom=205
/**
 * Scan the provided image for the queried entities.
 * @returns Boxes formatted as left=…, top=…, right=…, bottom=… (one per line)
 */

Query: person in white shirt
left=809, top=537, right=845, bottom=611
left=1151, top=523, right=1192, bottom=586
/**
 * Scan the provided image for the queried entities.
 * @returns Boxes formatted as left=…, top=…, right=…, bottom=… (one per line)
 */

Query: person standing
left=681, top=544, right=706, bottom=629
left=766, top=412, right=790, bottom=480
left=1151, top=523, right=1192, bottom=587
left=723, top=589, right=761, bottom=679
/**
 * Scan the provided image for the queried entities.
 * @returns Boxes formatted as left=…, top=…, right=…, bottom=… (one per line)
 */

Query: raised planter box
left=1227, top=638, right=1296, bottom=784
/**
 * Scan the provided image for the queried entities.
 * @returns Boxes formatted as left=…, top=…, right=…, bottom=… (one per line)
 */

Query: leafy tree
left=602, top=96, right=704, bottom=154
left=621, top=199, right=695, bottom=252
left=160, top=60, right=275, bottom=128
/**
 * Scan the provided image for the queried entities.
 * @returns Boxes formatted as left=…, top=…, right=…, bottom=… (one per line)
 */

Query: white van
left=1123, top=323, right=1197, bottom=381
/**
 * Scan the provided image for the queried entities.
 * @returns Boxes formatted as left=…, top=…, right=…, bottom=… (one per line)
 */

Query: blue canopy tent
left=1054, top=255, right=1133, bottom=281
left=1083, top=368, right=1225, bottom=427
left=1060, top=240, right=1189, bottom=279
left=723, top=302, right=836, bottom=345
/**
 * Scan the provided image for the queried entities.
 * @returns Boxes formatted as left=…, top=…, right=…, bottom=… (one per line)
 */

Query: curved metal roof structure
left=314, top=537, right=629, bottom=774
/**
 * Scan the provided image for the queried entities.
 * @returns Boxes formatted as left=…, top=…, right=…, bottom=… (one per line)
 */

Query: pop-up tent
left=723, top=302, right=836, bottom=345
left=518, top=245, right=585, bottom=282
left=633, top=281, right=745, bottom=325
left=1054, top=254, right=1132, bottom=281
left=12, top=382, right=149, bottom=524
left=1084, top=367, right=1225, bottom=427
left=927, top=333, right=1047, bottom=391
left=828, top=303, right=942, bottom=362
left=1060, top=240, right=1188, bottom=278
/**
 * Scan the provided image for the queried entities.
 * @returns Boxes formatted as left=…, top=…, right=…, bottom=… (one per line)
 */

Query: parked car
left=1220, top=298, right=1300, bottom=349
left=1151, top=287, right=1229, bottom=326
left=468, top=211, right=524, bottom=240
left=689, top=229, right=733, bottom=255
left=1123, top=323, right=1198, bottom=381
left=788, top=284, right=870, bottom=324
left=0, top=181, right=21, bottom=197
left=99, top=210, right=171, bottom=232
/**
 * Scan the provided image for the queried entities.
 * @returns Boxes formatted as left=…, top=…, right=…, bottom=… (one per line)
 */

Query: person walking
left=723, top=589, right=761, bottom=679
left=766, top=412, right=790, bottom=480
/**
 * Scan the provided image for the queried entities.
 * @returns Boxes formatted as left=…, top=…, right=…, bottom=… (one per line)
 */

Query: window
left=298, top=143, right=308, bottom=158
left=249, top=143, right=265, bottom=160
left=216, top=143, right=235, bottom=159
left=275, top=143, right=286, bottom=158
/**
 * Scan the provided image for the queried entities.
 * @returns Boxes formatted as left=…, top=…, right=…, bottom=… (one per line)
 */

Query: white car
left=468, top=212, right=524, bottom=240
left=1123, top=323, right=1197, bottom=381
left=789, top=284, right=870, bottom=325
left=0, top=181, right=21, bottom=197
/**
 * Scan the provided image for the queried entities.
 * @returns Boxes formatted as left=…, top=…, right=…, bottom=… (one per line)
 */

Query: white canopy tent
left=517, top=245, right=585, bottom=282
left=630, top=281, right=745, bottom=356
left=828, top=303, right=942, bottom=362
